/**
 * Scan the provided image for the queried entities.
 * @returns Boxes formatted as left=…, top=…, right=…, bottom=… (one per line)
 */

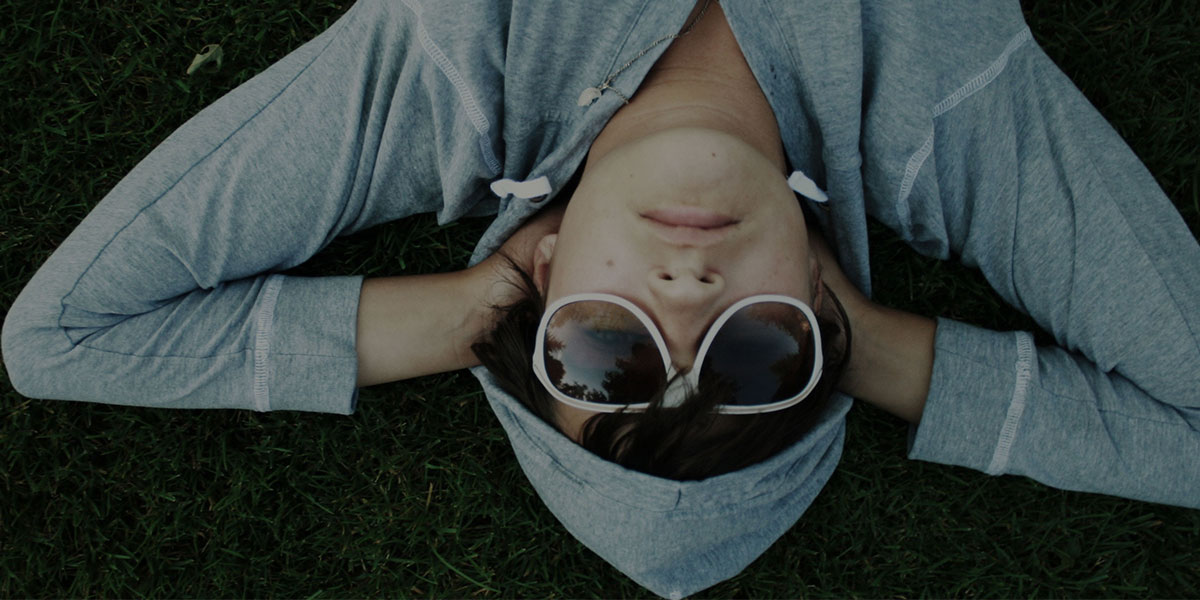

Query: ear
left=532, top=233, right=557, bottom=296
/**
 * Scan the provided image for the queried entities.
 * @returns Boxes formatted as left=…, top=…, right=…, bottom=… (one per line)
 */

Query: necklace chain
left=577, top=0, right=713, bottom=106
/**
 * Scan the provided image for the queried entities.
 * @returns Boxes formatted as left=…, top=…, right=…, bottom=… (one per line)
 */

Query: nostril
left=656, top=271, right=717, bottom=284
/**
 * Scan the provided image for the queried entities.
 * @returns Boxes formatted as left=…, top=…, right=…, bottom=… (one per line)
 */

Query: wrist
left=837, top=300, right=936, bottom=424
left=461, top=254, right=531, bottom=347
left=468, top=253, right=525, bottom=314
left=355, top=267, right=499, bottom=386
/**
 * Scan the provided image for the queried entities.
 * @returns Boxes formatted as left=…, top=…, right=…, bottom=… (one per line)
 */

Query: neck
left=586, top=1, right=786, bottom=173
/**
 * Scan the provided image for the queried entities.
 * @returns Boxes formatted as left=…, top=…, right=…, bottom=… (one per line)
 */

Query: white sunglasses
left=532, top=293, right=823, bottom=414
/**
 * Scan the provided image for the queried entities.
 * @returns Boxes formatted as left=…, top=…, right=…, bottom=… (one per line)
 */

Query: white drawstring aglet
left=788, top=170, right=829, bottom=203
left=490, top=176, right=552, bottom=200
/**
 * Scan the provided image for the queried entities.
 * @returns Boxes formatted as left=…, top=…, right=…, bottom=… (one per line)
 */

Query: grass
left=2, top=0, right=1198, bottom=597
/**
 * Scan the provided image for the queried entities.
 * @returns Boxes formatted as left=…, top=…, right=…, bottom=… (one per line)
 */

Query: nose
left=647, top=265, right=725, bottom=306
left=646, top=266, right=724, bottom=370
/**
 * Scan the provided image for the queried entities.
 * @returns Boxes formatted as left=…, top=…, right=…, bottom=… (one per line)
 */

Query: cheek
left=757, top=250, right=803, bottom=280
left=550, top=236, right=637, bottom=296
left=591, top=249, right=639, bottom=289
left=748, top=248, right=811, bottom=297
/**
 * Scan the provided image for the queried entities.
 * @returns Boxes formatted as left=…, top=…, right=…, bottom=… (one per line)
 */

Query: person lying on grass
left=4, top=0, right=1198, bottom=597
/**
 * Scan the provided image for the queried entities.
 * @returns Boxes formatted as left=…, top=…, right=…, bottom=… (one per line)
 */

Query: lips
left=641, top=207, right=739, bottom=228
left=641, top=207, right=739, bottom=246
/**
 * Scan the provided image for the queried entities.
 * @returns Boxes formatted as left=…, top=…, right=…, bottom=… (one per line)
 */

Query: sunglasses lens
left=701, top=302, right=816, bottom=406
left=542, top=301, right=666, bottom=405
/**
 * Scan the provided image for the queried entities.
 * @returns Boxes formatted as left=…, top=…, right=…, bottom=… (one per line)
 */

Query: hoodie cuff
left=252, top=274, right=363, bottom=414
left=907, top=317, right=1035, bottom=475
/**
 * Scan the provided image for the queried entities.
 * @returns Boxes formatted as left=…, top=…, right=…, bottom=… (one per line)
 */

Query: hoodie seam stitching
left=399, top=0, right=501, bottom=174
left=896, top=27, right=1033, bottom=237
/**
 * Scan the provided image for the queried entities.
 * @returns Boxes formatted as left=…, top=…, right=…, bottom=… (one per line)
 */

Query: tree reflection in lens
left=544, top=302, right=665, bottom=405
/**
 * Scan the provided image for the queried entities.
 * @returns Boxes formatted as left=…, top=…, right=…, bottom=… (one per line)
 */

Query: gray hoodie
left=4, top=1, right=1198, bottom=597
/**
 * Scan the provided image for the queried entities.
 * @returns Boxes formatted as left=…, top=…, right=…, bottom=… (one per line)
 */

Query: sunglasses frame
left=532, top=293, right=823, bottom=414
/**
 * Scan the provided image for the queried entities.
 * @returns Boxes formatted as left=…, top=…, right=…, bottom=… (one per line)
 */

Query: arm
left=1, top=0, right=467, bottom=412
left=836, top=303, right=936, bottom=424
left=355, top=271, right=489, bottom=386
left=811, top=229, right=936, bottom=424
left=355, top=204, right=564, bottom=386
left=864, top=32, right=1200, bottom=507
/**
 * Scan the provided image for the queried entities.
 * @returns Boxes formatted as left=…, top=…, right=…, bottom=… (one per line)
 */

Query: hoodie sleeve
left=896, top=27, right=1200, bottom=507
left=1, top=0, right=448, bottom=413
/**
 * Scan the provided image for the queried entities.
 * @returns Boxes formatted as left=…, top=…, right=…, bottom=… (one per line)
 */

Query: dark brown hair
left=472, top=260, right=852, bottom=481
